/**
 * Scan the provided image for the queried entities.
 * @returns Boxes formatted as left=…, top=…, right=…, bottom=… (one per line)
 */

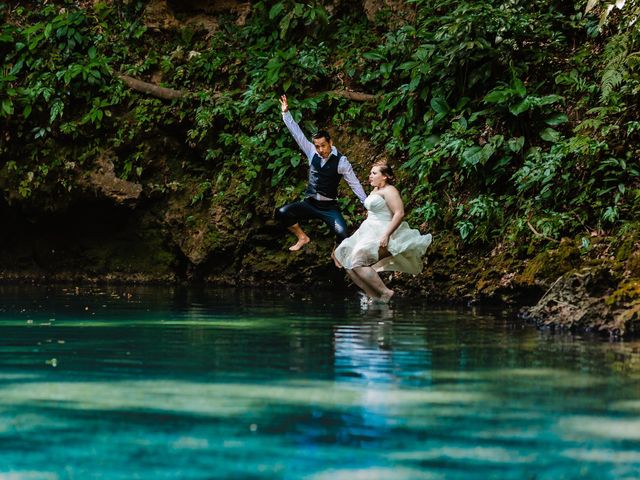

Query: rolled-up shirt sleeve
left=338, top=157, right=367, bottom=204
left=282, top=111, right=316, bottom=162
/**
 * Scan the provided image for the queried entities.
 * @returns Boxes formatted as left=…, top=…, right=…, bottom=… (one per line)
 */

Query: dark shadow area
left=0, top=198, right=183, bottom=279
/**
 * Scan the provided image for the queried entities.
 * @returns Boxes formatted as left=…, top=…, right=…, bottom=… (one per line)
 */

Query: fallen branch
left=115, top=73, right=379, bottom=103
left=325, top=89, right=378, bottom=101
left=527, top=220, right=560, bottom=243
left=115, top=73, right=184, bottom=100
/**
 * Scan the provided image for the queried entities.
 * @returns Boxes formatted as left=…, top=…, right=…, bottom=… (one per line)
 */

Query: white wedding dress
left=335, top=193, right=432, bottom=274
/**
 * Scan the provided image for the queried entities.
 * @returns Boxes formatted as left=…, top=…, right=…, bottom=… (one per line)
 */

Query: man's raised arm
left=280, top=95, right=316, bottom=161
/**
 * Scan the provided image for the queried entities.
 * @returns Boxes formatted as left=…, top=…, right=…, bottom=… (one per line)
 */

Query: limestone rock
left=144, top=0, right=251, bottom=33
left=143, top=0, right=182, bottom=30
left=362, top=0, right=415, bottom=23
left=80, top=151, right=142, bottom=205
left=522, top=266, right=640, bottom=337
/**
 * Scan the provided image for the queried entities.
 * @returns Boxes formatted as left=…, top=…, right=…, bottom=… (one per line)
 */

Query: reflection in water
left=0, top=286, right=639, bottom=479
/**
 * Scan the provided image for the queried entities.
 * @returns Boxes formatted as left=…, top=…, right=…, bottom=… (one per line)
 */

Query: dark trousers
left=275, top=198, right=348, bottom=243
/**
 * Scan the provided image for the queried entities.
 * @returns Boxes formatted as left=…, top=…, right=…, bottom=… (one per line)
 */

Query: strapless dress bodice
left=364, top=194, right=392, bottom=221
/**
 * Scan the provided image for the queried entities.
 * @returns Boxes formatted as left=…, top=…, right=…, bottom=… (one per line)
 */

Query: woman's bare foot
left=379, top=289, right=394, bottom=303
left=289, top=236, right=310, bottom=251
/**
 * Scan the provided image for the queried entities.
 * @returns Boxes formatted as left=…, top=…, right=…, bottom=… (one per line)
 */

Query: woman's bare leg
left=331, top=248, right=342, bottom=268
left=353, top=266, right=394, bottom=303
left=346, top=269, right=379, bottom=300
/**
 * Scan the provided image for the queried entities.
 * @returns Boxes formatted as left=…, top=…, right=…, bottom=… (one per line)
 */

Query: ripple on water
left=0, top=287, right=639, bottom=479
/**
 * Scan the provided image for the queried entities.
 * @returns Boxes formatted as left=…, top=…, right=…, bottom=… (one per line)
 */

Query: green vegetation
left=1, top=0, right=639, bottom=249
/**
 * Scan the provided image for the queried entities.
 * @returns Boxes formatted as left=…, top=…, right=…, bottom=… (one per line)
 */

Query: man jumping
left=275, top=95, right=366, bottom=253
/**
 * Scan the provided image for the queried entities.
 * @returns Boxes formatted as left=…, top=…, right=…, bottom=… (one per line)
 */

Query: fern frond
left=601, top=69, right=624, bottom=98
left=600, top=33, right=629, bottom=101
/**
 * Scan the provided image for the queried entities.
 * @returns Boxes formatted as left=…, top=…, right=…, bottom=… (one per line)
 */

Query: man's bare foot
left=379, top=289, right=394, bottom=303
left=289, top=236, right=310, bottom=251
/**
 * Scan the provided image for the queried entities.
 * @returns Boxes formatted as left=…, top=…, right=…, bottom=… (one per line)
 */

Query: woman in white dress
left=334, top=162, right=432, bottom=303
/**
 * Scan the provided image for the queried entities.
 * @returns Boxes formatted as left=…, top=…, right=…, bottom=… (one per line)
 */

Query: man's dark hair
left=312, top=130, right=331, bottom=142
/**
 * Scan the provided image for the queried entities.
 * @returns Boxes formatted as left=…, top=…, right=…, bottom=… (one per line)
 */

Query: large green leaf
left=540, top=128, right=560, bottom=142
left=430, top=97, right=450, bottom=116
left=1, top=99, right=13, bottom=116
left=538, top=94, right=563, bottom=106
left=512, top=78, right=527, bottom=97
left=462, top=144, right=495, bottom=166
left=508, top=137, right=525, bottom=152
left=545, top=113, right=569, bottom=126
left=509, top=99, right=530, bottom=116
left=363, top=51, right=386, bottom=61
left=484, top=89, right=509, bottom=104
left=269, top=2, right=284, bottom=19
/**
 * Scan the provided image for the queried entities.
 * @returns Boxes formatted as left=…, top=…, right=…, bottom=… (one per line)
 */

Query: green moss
left=615, top=236, right=639, bottom=262
left=627, top=254, right=640, bottom=277
left=204, top=230, right=223, bottom=250
left=606, top=280, right=640, bottom=305
left=429, top=233, right=458, bottom=259
left=518, top=239, right=580, bottom=285
left=611, top=222, right=640, bottom=261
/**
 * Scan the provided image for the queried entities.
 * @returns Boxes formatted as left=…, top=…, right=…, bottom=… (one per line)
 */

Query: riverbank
left=1, top=205, right=638, bottom=336
left=2, top=2, right=639, bottom=338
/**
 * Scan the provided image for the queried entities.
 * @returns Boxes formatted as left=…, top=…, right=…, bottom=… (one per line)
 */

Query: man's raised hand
left=279, top=95, right=288, bottom=113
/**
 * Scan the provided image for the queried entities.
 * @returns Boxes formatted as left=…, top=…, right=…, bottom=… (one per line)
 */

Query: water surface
left=0, top=286, right=639, bottom=479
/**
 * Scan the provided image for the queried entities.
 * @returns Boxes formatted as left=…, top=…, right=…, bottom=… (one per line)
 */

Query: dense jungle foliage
left=1, top=0, right=639, bottom=250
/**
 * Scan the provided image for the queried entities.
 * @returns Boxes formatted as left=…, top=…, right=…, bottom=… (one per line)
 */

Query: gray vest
left=304, top=151, right=342, bottom=200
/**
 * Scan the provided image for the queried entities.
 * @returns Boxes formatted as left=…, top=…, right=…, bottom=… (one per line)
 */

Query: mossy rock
left=606, top=279, right=640, bottom=305
left=615, top=235, right=640, bottom=262
left=627, top=253, right=640, bottom=277
left=518, top=239, right=581, bottom=286
left=521, top=265, right=640, bottom=337
left=604, top=279, right=640, bottom=336
left=604, top=222, right=638, bottom=263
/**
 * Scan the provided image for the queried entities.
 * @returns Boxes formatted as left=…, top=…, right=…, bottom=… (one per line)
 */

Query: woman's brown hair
left=374, top=161, right=395, bottom=185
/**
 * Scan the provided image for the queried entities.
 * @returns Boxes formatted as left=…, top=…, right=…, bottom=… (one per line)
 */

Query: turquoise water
left=0, top=286, right=639, bottom=479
